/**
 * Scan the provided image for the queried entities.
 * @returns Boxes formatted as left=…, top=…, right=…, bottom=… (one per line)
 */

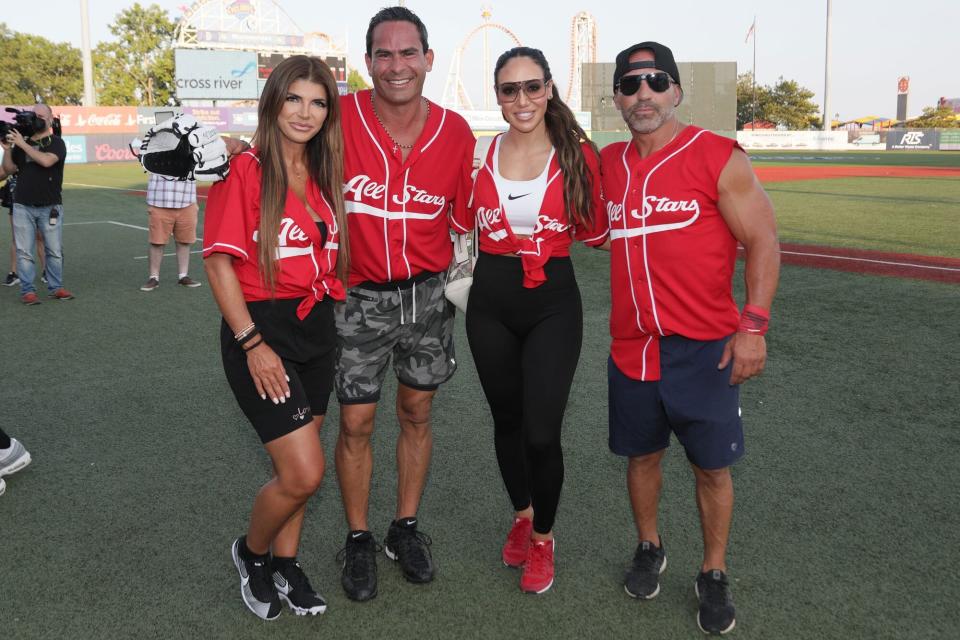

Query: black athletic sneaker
left=230, top=537, right=281, bottom=620
left=624, top=539, right=667, bottom=599
left=273, top=559, right=327, bottom=616
left=339, top=530, right=378, bottom=601
left=695, top=569, right=736, bottom=635
left=384, top=517, right=434, bottom=583
left=2, top=272, right=18, bottom=287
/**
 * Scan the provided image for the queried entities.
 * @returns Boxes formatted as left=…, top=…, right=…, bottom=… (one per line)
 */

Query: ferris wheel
left=441, top=7, right=522, bottom=111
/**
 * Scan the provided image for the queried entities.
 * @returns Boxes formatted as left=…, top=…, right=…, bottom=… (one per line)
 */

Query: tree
left=94, top=3, right=176, bottom=106
left=735, top=72, right=771, bottom=129
left=736, top=73, right=820, bottom=130
left=906, top=105, right=960, bottom=128
left=347, top=67, right=370, bottom=93
left=0, top=23, right=83, bottom=105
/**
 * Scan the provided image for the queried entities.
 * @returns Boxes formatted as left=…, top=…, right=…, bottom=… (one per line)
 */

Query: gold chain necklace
left=371, top=92, right=430, bottom=154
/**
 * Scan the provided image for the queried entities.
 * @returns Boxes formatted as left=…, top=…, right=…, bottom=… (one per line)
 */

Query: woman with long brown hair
left=203, top=55, right=348, bottom=620
left=457, top=47, right=606, bottom=594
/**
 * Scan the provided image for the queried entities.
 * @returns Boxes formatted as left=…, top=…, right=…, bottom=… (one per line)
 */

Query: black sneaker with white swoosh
left=272, top=559, right=327, bottom=616
left=231, top=537, right=281, bottom=620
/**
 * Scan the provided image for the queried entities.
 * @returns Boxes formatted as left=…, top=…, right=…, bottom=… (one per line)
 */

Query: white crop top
left=492, top=136, right=555, bottom=235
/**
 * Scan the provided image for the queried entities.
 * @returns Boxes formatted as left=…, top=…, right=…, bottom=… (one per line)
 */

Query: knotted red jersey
left=203, top=149, right=346, bottom=319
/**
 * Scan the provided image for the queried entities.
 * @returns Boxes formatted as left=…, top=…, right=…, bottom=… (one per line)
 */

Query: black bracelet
left=237, top=327, right=261, bottom=346
left=242, top=336, right=264, bottom=352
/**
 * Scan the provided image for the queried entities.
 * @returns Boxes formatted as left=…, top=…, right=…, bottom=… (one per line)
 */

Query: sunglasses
left=617, top=72, right=674, bottom=95
left=496, top=79, right=548, bottom=103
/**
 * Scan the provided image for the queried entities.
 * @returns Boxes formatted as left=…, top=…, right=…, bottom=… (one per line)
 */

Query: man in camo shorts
left=334, top=6, right=476, bottom=602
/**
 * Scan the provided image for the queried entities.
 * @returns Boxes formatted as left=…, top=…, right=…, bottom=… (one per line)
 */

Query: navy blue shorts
left=608, top=335, right=744, bottom=470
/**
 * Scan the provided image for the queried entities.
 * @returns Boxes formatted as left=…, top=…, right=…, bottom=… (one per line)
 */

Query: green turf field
left=1, top=162, right=958, bottom=639
left=749, top=150, right=960, bottom=167
left=769, top=176, right=960, bottom=257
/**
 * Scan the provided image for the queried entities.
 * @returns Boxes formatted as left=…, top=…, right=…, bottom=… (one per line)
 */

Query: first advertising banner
left=175, top=49, right=259, bottom=100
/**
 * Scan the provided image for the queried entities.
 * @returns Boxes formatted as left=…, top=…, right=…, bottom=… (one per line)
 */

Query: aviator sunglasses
left=496, top=79, right=548, bottom=103
left=617, top=72, right=674, bottom=95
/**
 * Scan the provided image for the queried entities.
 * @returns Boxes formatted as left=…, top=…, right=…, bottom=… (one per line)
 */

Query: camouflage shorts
left=335, top=272, right=457, bottom=404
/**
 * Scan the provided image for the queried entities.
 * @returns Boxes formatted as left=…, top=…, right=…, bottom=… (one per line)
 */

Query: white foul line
left=64, top=220, right=148, bottom=231
left=781, top=249, right=960, bottom=273
left=63, top=182, right=207, bottom=199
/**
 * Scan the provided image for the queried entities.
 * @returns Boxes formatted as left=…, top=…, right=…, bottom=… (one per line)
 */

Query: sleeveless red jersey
left=461, top=134, right=607, bottom=287
left=341, top=90, right=475, bottom=287
left=599, top=126, right=741, bottom=380
left=202, top=149, right=346, bottom=319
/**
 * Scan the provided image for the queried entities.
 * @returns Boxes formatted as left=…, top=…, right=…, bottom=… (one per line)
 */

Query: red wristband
left=738, top=304, right=770, bottom=336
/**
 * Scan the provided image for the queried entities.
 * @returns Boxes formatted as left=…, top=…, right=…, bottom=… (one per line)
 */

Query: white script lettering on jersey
left=252, top=218, right=314, bottom=259
left=532, top=214, right=570, bottom=235
left=607, top=196, right=702, bottom=239
left=632, top=196, right=700, bottom=220
left=476, top=206, right=503, bottom=232
left=343, top=174, right=446, bottom=213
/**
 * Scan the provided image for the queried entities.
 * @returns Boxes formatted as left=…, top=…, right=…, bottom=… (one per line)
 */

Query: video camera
left=0, top=107, right=58, bottom=138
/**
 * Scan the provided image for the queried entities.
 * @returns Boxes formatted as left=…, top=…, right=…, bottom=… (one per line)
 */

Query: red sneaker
left=49, top=288, right=75, bottom=300
left=502, top=517, right=533, bottom=567
left=520, top=539, right=555, bottom=594
left=21, top=292, right=41, bottom=305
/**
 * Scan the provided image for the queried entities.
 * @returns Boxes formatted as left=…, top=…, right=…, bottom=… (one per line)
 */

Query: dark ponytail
left=494, top=47, right=598, bottom=230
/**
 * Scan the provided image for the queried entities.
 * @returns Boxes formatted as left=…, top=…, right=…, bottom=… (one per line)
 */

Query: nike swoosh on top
left=507, top=193, right=530, bottom=200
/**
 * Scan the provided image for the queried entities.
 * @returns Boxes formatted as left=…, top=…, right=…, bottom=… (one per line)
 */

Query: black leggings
left=466, top=253, right=583, bottom=534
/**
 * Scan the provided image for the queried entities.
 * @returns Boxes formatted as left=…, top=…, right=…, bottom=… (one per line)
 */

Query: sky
left=5, top=0, right=958, bottom=120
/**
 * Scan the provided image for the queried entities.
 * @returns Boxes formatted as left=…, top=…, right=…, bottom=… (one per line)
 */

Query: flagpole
left=822, top=0, right=833, bottom=130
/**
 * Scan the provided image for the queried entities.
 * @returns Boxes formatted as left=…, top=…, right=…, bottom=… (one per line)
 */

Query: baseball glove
left=137, top=114, right=229, bottom=182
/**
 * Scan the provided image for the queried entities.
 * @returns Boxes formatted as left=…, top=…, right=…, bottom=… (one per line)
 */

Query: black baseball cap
left=613, top=42, right=681, bottom=92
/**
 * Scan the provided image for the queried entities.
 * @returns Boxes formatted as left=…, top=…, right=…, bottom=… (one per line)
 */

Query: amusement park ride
left=440, top=7, right=598, bottom=112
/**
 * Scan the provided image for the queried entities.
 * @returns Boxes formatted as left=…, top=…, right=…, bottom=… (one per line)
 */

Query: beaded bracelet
left=234, top=322, right=256, bottom=341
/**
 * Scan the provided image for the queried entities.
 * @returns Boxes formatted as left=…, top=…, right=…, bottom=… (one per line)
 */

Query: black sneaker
left=384, top=517, right=434, bottom=583
left=2, top=272, right=18, bottom=287
left=695, top=569, right=736, bottom=635
left=273, top=559, right=327, bottom=616
left=624, top=539, right=667, bottom=599
left=338, top=530, right=378, bottom=601
left=230, top=537, right=281, bottom=620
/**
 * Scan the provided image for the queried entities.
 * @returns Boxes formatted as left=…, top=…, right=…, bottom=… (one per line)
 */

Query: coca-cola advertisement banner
left=56, top=107, right=139, bottom=134
left=85, top=134, right=139, bottom=163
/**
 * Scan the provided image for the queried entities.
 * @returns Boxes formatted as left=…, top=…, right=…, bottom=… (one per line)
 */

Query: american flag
left=745, top=18, right=756, bottom=44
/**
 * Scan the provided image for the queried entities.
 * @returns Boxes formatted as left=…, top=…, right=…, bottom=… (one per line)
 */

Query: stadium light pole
left=80, top=0, right=96, bottom=106
left=822, top=0, right=832, bottom=131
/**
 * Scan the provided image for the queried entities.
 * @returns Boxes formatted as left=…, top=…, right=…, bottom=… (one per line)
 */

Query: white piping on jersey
left=400, top=169, right=413, bottom=278
left=420, top=106, right=445, bottom=151
left=617, top=129, right=708, bottom=336
left=243, top=150, right=260, bottom=163
left=352, top=92, right=394, bottom=281
left=641, top=335, right=654, bottom=380
left=203, top=241, right=249, bottom=260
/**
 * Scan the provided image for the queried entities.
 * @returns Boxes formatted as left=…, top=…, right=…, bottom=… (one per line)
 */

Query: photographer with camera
left=1, top=103, right=73, bottom=305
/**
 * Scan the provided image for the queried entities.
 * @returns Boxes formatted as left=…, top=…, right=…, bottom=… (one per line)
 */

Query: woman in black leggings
left=463, top=47, right=606, bottom=594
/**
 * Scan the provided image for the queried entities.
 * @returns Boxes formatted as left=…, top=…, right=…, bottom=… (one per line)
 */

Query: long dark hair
left=494, top=46, right=598, bottom=230
left=253, top=55, right=348, bottom=290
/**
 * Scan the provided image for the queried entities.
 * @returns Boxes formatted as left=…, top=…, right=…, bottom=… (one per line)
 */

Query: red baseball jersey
left=341, top=90, right=475, bottom=287
left=462, top=134, right=607, bottom=287
left=599, top=126, right=741, bottom=380
left=202, top=149, right=346, bottom=319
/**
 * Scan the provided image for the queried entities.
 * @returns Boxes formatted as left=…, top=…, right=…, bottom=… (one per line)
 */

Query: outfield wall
left=3, top=105, right=957, bottom=163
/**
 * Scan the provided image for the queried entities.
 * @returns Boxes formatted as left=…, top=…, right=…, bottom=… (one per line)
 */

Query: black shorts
left=221, top=297, right=336, bottom=444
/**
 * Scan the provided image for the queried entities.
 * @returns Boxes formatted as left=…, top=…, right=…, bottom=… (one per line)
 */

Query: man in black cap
left=595, top=42, right=780, bottom=635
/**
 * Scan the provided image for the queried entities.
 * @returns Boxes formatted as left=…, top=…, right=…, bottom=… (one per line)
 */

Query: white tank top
left=492, top=136, right=555, bottom=236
